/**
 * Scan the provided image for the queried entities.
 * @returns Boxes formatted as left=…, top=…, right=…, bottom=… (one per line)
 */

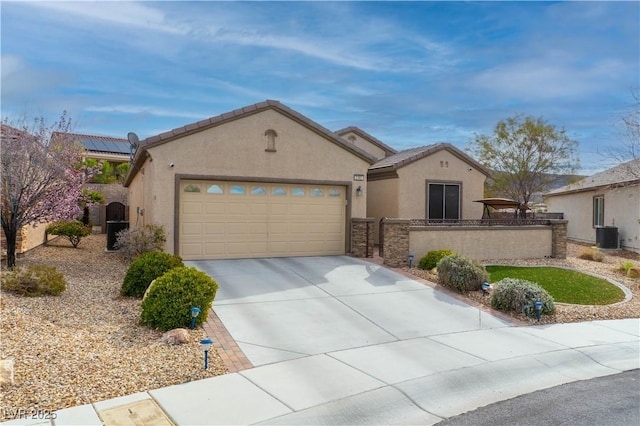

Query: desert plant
left=1, top=264, right=66, bottom=296
left=418, top=249, right=456, bottom=270
left=115, top=224, right=166, bottom=262
left=618, top=261, right=636, bottom=273
left=121, top=252, right=184, bottom=297
left=490, top=277, right=555, bottom=317
left=578, top=246, right=604, bottom=262
left=46, top=220, right=92, bottom=248
left=140, top=267, right=218, bottom=331
left=436, top=254, right=489, bottom=293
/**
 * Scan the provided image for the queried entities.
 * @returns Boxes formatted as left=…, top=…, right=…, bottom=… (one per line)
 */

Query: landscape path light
left=199, top=338, right=213, bottom=370
left=408, top=253, right=414, bottom=268
left=534, top=301, right=543, bottom=321
left=482, top=282, right=490, bottom=297
left=190, top=307, right=201, bottom=330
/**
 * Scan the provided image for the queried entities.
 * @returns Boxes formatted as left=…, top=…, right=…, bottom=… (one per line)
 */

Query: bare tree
left=1, top=113, right=99, bottom=268
left=469, top=115, right=580, bottom=208
left=605, top=89, right=640, bottom=177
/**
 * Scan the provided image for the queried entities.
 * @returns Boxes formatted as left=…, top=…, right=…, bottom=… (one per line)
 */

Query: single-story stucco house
left=124, top=100, right=377, bottom=260
left=123, top=100, right=491, bottom=260
left=545, top=159, right=640, bottom=253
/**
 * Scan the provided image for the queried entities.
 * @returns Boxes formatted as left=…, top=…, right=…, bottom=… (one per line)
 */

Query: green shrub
left=436, top=254, right=489, bottom=293
left=141, top=267, right=218, bottom=331
left=46, top=220, right=91, bottom=248
left=490, top=278, right=556, bottom=317
left=418, top=249, right=456, bottom=270
left=121, top=252, right=184, bottom=297
left=1, top=265, right=66, bottom=297
left=578, top=247, right=604, bottom=262
left=115, top=224, right=167, bottom=262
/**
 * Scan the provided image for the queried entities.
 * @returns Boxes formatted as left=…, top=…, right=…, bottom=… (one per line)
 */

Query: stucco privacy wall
left=129, top=108, right=371, bottom=254
left=0, top=222, right=50, bottom=255
left=409, top=227, right=554, bottom=260
left=397, top=150, right=485, bottom=219
left=546, top=185, right=640, bottom=252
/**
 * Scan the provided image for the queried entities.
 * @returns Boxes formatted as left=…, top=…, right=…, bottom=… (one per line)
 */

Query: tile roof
left=334, top=126, right=397, bottom=155
left=546, top=158, right=640, bottom=196
left=368, top=142, right=491, bottom=176
left=52, top=132, right=130, bottom=155
left=125, top=100, right=378, bottom=186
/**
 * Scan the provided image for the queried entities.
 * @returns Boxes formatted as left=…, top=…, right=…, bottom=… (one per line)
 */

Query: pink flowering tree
left=1, top=112, right=100, bottom=268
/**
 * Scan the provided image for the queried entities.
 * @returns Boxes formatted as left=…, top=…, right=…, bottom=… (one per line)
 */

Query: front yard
left=0, top=234, right=226, bottom=414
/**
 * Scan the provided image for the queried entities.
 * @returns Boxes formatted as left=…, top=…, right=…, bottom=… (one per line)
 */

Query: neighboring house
left=335, top=126, right=397, bottom=160
left=367, top=144, right=491, bottom=243
left=53, top=132, right=132, bottom=230
left=124, top=100, right=376, bottom=260
left=545, top=159, right=640, bottom=253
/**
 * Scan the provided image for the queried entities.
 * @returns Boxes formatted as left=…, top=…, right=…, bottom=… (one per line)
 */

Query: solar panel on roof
left=79, top=137, right=130, bottom=154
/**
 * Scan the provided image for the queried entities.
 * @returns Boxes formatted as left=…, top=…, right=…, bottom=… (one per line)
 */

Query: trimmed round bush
left=46, top=220, right=91, bottom=248
left=436, top=254, right=489, bottom=293
left=2, top=265, right=66, bottom=297
left=140, top=266, right=218, bottom=331
left=121, top=252, right=184, bottom=297
left=418, top=249, right=456, bottom=270
left=490, top=278, right=556, bottom=317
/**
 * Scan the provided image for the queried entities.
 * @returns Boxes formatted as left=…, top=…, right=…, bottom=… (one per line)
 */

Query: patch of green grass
left=486, top=265, right=625, bottom=305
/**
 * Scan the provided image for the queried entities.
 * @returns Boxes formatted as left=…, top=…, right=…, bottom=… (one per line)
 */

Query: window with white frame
left=593, top=195, right=604, bottom=227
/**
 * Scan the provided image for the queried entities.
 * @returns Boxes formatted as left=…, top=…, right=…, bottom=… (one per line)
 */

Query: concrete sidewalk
left=4, top=256, right=639, bottom=425
left=10, top=319, right=638, bottom=426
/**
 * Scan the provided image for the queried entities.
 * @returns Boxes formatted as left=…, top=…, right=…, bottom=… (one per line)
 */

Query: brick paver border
left=202, top=309, right=253, bottom=373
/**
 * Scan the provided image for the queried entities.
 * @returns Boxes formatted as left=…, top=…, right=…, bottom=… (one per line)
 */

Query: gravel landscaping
left=407, top=242, right=640, bottom=325
left=1, top=235, right=638, bottom=414
left=1, top=234, right=226, bottom=414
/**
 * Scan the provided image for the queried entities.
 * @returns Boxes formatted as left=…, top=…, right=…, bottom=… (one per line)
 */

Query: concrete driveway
left=169, top=256, right=640, bottom=425
left=187, top=256, right=511, bottom=366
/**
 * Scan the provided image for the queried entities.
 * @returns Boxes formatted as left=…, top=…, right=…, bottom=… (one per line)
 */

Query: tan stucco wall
left=367, top=178, right=399, bottom=243
left=341, top=131, right=387, bottom=160
left=546, top=184, right=640, bottom=252
left=397, top=150, right=486, bottom=219
left=409, top=227, right=553, bottom=260
left=131, top=109, right=371, bottom=253
left=21, top=222, right=50, bottom=253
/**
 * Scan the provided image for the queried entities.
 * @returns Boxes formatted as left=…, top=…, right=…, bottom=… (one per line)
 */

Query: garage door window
left=230, top=185, right=245, bottom=195
left=311, top=188, right=324, bottom=197
left=251, top=186, right=266, bottom=195
left=292, top=187, right=305, bottom=196
left=272, top=187, right=286, bottom=196
left=329, top=189, right=341, bottom=197
left=207, top=184, right=223, bottom=194
left=184, top=184, right=200, bottom=192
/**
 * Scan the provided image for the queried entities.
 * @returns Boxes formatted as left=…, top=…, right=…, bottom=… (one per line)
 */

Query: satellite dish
left=127, top=132, right=139, bottom=162
left=127, top=132, right=139, bottom=146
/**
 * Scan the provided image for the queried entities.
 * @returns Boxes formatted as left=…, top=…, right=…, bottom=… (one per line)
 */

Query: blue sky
left=2, top=1, right=638, bottom=174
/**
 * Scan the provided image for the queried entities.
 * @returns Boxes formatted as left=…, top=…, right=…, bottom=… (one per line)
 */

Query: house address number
left=353, top=174, right=365, bottom=181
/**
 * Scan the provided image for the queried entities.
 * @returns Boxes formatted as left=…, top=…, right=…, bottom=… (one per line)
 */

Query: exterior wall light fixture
left=355, top=186, right=363, bottom=197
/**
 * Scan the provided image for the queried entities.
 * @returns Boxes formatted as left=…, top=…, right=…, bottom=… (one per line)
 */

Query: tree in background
left=469, top=115, right=579, bottom=209
left=79, top=188, right=105, bottom=226
left=606, top=89, right=640, bottom=177
left=1, top=113, right=100, bottom=268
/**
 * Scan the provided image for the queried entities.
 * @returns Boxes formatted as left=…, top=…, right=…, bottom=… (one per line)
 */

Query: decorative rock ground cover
left=0, top=234, right=226, bottom=415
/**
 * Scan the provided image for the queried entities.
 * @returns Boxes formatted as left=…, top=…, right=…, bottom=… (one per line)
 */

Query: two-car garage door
left=179, top=180, right=346, bottom=260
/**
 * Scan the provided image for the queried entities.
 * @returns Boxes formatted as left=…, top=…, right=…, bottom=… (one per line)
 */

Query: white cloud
left=84, top=105, right=203, bottom=120
left=31, top=1, right=189, bottom=35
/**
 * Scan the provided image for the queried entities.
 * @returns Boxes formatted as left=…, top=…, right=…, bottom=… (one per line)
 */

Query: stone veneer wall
left=351, top=218, right=375, bottom=258
left=550, top=220, right=568, bottom=259
left=381, top=218, right=410, bottom=267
